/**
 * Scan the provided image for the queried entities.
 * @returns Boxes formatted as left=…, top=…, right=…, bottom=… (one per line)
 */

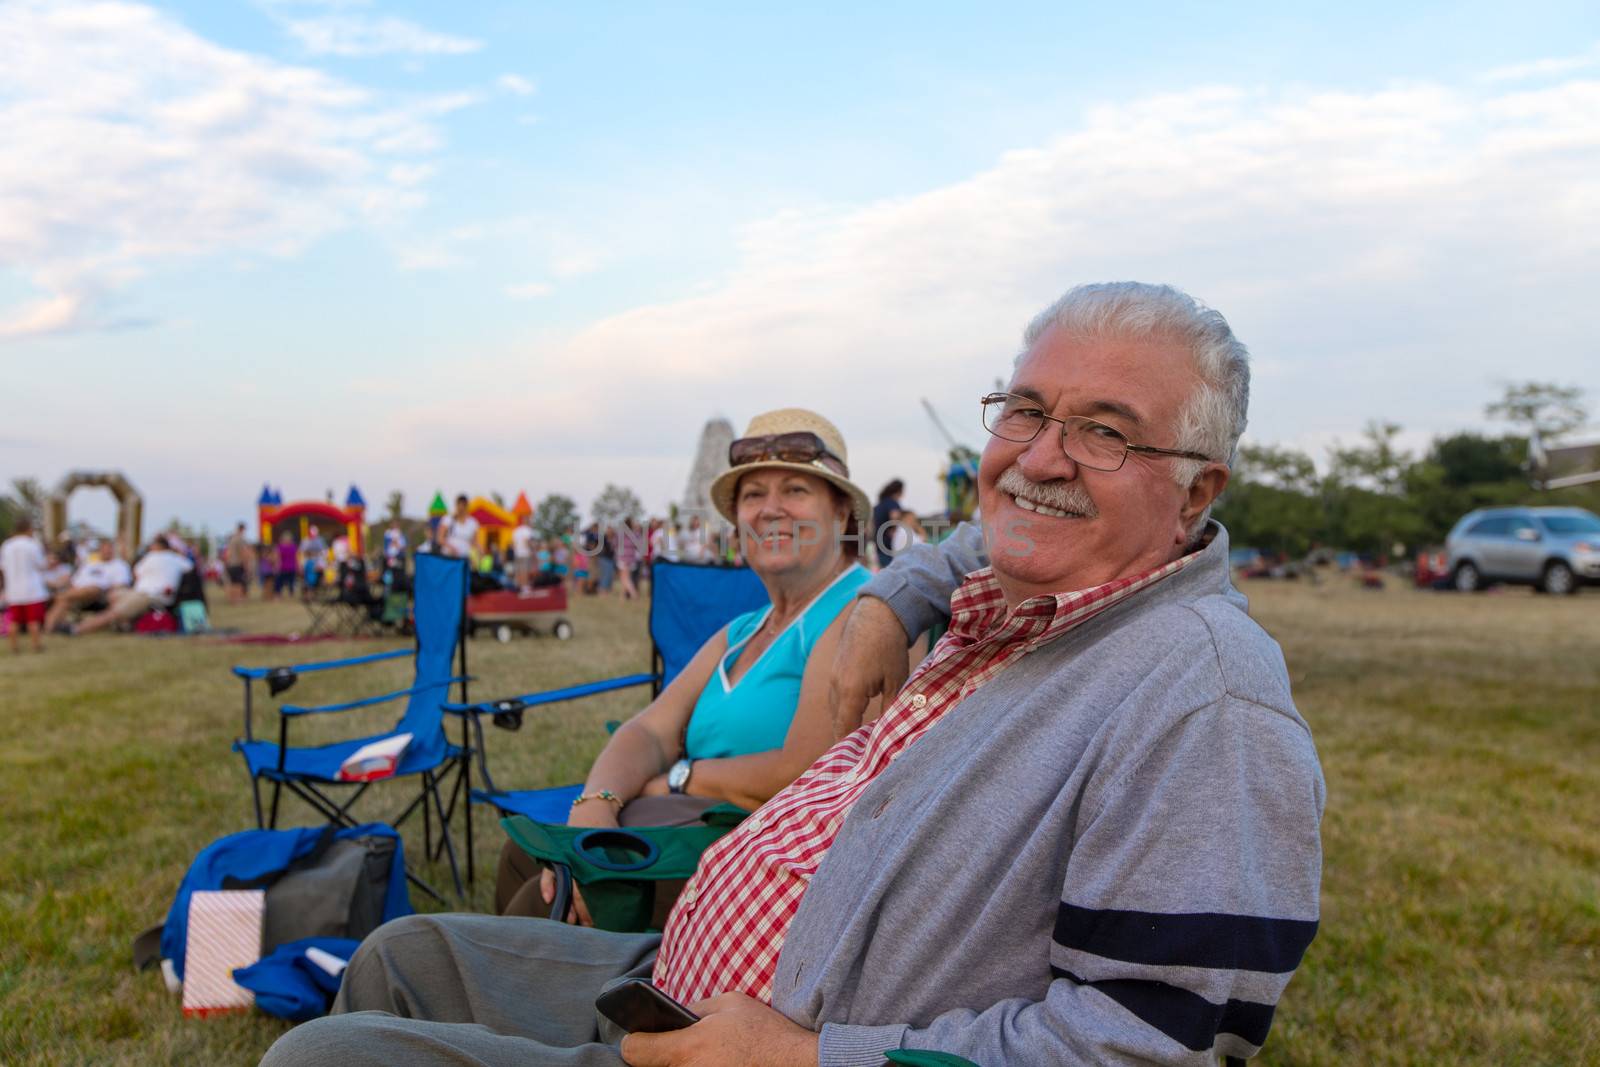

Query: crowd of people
left=129, top=483, right=930, bottom=617
left=0, top=516, right=197, bottom=650
left=1, top=476, right=940, bottom=648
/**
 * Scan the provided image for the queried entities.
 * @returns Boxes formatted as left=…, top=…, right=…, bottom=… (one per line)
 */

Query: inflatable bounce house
left=258, top=485, right=368, bottom=554
left=464, top=491, right=533, bottom=556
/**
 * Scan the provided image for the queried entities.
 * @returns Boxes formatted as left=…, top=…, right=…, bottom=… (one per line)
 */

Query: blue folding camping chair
left=232, top=553, right=473, bottom=900
left=446, top=560, right=770, bottom=838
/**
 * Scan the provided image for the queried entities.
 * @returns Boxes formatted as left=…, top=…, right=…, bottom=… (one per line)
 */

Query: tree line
left=1214, top=383, right=1597, bottom=558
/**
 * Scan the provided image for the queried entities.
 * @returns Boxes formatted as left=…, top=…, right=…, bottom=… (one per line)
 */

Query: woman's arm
left=567, top=627, right=728, bottom=829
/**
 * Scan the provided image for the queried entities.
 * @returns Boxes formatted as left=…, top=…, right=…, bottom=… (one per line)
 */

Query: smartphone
left=595, top=979, right=701, bottom=1034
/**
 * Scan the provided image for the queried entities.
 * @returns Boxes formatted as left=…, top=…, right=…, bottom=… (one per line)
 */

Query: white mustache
left=995, top=467, right=1098, bottom=517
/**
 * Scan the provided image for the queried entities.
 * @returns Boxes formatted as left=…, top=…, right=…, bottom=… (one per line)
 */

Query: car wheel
left=1452, top=562, right=1482, bottom=592
left=553, top=619, right=574, bottom=641
left=495, top=623, right=514, bottom=643
left=1541, top=561, right=1577, bottom=596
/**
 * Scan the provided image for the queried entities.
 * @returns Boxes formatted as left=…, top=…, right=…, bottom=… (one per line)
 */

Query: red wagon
left=466, top=584, right=574, bottom=643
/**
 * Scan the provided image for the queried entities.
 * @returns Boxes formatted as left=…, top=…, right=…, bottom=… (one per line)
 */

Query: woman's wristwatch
left=667, top=758, right=694, bottom=794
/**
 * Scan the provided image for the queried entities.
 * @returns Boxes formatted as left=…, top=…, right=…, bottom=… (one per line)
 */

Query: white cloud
left=380, top=68, right=1600, bottom=515
left=1481, top=42, right=1600, bottom=82
left=550, top=249, right=605, bottom=278
left=497, top=74, right=537, bottom=96
left=386, top=162, right=436, bottom=186
left=282, top=14, right=481, bottom=58
left=505, top=281, right=553, bottom=299
left=0, top=292, right=83, bottom=340
left=0, top=0, right=462, bottom=338
left=395, top=245, right=464, bottom=271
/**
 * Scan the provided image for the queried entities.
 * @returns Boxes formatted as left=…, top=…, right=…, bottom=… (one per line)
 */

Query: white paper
left=304, top=945, right=349, bottom=976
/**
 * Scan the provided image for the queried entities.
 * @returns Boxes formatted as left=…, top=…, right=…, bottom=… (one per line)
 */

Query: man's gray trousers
left=259, top=914, right=661, bottom=1066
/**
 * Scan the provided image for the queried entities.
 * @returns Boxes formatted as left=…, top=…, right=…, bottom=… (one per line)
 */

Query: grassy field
left=2, top=576, right=1597, bottom=1065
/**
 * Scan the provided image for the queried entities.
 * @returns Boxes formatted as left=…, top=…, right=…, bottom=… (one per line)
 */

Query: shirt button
left=910, top=694, right=927, bottom=709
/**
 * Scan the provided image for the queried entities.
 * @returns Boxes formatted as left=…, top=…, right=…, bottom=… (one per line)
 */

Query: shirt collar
left=947, top=536, right=1209, bottom=647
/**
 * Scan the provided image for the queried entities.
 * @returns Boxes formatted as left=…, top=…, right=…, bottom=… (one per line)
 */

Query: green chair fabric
left=501, top=805, right=746, bottom=932
left=886, top=1051, right=980, bottom=1067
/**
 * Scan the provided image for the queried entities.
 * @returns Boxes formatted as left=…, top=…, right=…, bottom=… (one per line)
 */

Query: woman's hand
left=639, top=773, right=672, bottom=797
left=538, top=864, right=597, bottom=927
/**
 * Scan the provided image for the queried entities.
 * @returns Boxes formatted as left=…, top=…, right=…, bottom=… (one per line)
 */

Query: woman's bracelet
left=571, top=789, right=624, bottom=811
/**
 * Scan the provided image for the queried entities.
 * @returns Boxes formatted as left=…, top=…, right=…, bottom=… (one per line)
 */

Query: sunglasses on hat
left=728, top=432, right=848, bottom=476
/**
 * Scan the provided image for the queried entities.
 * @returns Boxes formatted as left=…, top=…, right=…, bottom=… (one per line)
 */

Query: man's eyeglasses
left=979, top=392, right=1214, bottom=472
left=729, top=432, right=849, bottom=476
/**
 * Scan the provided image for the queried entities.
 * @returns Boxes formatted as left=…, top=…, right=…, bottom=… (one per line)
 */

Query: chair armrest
left=281, top=675, right=469, bottom=716
left=442, top=672, right=654, bottom=717
left=232, top=647, right=410, bottom=680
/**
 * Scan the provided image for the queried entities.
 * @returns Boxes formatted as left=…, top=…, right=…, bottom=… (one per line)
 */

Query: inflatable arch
left=45, top=471, right=144, bottom=560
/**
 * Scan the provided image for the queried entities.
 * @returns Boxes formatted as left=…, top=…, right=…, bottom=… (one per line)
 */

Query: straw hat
left=709, top=408, right=872, bottom=531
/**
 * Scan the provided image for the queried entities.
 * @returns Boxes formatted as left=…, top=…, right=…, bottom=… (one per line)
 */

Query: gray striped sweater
left=768, top=521, right=1324, bottom=1066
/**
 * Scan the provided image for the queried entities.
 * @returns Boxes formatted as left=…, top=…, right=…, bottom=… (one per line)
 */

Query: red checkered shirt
left=653, top=550, right=1200, bottom=1005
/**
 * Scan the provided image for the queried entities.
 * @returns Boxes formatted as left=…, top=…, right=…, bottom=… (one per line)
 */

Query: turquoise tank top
left=683, top=563, right=871, bottom=760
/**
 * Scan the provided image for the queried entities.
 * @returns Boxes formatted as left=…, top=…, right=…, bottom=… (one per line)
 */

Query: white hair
left=1020, top=282, right=1251, bottom=538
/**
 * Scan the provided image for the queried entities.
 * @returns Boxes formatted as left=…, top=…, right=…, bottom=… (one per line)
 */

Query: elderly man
left=263, top=282, right=1323, bottom=1067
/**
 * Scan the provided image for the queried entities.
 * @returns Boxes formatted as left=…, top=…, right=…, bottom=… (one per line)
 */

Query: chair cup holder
left=572, top=829, right=660, bottom=872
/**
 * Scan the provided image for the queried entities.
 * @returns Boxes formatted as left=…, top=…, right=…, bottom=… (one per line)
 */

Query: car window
left=1508, top=518, right=1538, bottom=537
left=1466, top=516, right=1512, bottom=536
left=1540, top=513, right=1600, bottom=536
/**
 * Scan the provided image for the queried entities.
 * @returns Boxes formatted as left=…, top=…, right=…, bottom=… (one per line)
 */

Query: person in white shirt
left=302, top=525, right=329, bottom=591
left=510, top=517, right=535, bottom=590
left=75, top=535, right=193, bottom=635
left=680, top=514, right=711, bottom=564
left=45, top=540, right=133, bottom=632
left=43, top=546, right=74, bottom=596
left=2, top=516, right=50, bottom=653
left=650, top=519, right=681, bottom=564
left=440, top=495, right=480, bottom=562
left=383, top=521, right=407, bottom=571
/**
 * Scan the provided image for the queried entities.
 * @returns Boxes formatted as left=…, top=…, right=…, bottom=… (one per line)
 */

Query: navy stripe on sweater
left=1054, top=903, right=1317, bottom=974
left=1052, top=967, right=1275, bottom=1051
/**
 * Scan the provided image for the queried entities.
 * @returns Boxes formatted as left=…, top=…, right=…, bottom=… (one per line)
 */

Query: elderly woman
left=498, top=408, right=894, bottom=920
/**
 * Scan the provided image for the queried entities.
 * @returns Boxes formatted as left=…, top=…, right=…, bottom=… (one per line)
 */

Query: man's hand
left=828, top=596, right=912, bottom=739
left=621, top=994, right=818, bottom=1067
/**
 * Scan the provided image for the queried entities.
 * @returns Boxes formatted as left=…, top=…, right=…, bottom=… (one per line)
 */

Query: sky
left=2, top=0, right=1598, bottom=537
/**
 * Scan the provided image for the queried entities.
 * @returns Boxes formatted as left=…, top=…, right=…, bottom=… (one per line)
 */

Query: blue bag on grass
left=143, top=822, right=410, bottom=994
left=234, top=937, right=362, bottom=1022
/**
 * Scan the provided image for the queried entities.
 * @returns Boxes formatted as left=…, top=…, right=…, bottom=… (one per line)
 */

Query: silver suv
left=1445, top=506, right=1600, bottom=595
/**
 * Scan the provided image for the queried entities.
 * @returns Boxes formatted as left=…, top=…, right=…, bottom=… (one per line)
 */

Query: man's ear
left=1177, top=464, right=1230, bottom=541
